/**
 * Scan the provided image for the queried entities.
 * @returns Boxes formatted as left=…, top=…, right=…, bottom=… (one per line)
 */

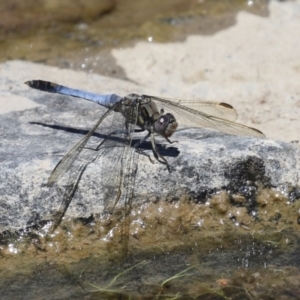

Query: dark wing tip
left=219, top=102, right=234, bottom=109
left=248, top=126, right=265, bottom=137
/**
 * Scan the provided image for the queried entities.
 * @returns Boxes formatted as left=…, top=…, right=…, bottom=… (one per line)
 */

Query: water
left=0, top=191, right=300, bottom=299
left=0, top=0, right=268, bottom=78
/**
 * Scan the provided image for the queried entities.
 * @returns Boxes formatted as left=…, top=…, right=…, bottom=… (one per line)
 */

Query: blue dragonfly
left=25, top=80, right=264, bottom=232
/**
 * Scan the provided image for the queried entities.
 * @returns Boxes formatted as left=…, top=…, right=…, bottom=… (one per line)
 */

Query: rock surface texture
left=0, top=60, right=299, bottom=231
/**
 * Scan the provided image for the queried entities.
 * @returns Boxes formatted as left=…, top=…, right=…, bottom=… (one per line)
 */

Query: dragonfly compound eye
left=154, top=113, right=178, bottom=138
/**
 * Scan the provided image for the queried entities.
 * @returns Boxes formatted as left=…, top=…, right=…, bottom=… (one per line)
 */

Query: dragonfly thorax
left=121, top=94, right=178, bottom=138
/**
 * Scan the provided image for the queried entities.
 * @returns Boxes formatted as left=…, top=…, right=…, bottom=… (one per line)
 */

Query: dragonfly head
left=154, top=113, right=178, bottom=138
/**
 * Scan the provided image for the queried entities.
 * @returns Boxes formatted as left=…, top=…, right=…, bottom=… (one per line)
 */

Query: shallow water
left=1, top=190, right=300, bottom=299
left=1, top=0, right=268, bottom=78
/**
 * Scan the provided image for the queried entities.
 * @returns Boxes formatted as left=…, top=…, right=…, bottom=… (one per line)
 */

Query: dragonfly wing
left=149, top=96, right=264, bottom=137
left=205, top=115, right=264, bottom=137
left=47, top=105, right=116, bottom=186
left=149, top=96, right=238, bottom=122
left=48, top=99, right=138, bottom=248
left=97, top=105, right=138, bottom=213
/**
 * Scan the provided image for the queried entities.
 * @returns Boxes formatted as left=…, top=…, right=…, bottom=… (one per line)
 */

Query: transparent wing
left=48, top=101, right=139, bottom=240
left=47, top=105, right=116, bottom=186
left=149, top=96, right=238, bottom=122
left=148, top=95, right=264, bottom=137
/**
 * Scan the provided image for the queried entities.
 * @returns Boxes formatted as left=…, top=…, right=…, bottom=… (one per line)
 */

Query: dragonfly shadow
left=29, top=122, right=180, bottom=158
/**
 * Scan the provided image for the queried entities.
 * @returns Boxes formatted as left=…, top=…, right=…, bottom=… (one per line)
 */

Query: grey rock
left=1, top=64, right=300, bottom=233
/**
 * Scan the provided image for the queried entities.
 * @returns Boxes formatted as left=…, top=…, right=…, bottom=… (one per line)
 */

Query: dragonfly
left=25, top=80, right=264, bottom=233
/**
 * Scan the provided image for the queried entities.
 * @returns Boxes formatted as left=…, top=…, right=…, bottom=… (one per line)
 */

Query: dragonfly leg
left=84, top=129, right=128, bottom=151
left=165, top=137, right=178, bottom=144
left=136, top=148, right=155, bottom=164
left=133, top=131, right=155, bottom=163
left=84, top=138, right=106, bottom=152
left=150, top=133, right=171, bottom=172
left=134, top=131, right=151, bottom=148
